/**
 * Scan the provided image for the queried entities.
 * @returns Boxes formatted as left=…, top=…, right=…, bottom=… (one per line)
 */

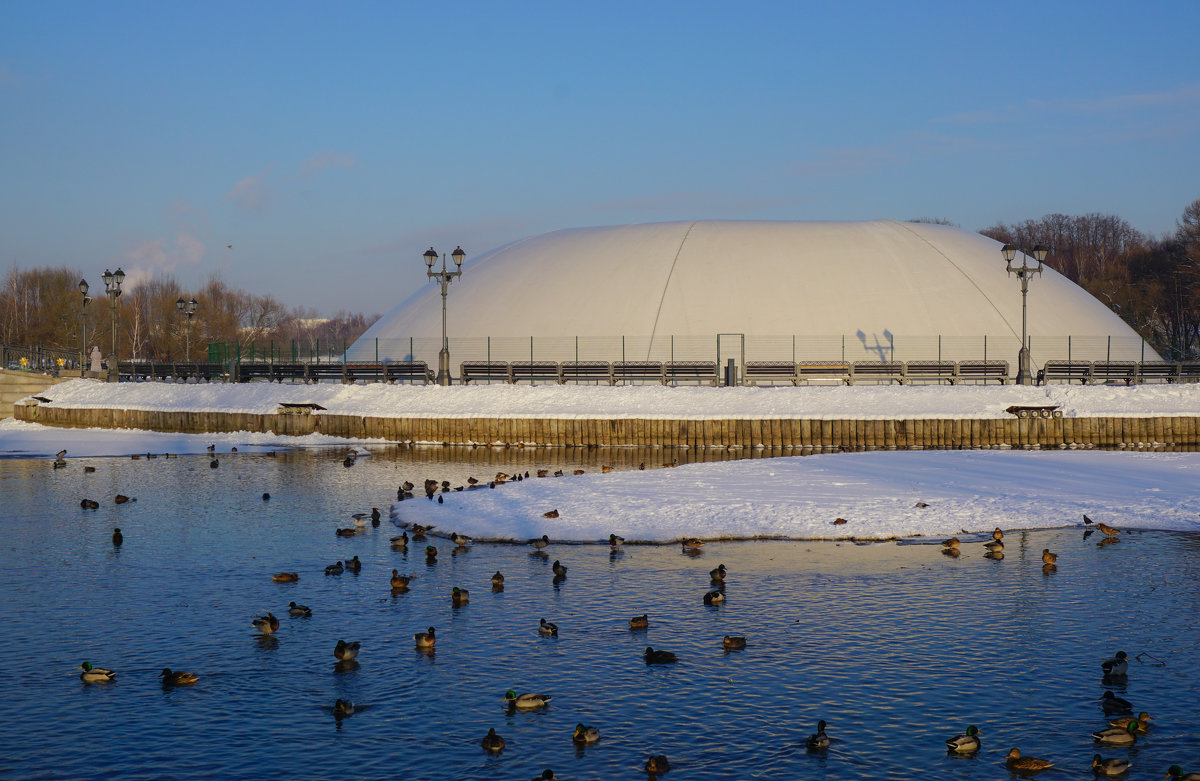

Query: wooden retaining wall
left=13, top=403, right=1200, bottom=450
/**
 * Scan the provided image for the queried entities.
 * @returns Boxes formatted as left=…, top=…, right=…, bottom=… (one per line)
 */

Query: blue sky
left=2, top=1, right=1197, bottom=316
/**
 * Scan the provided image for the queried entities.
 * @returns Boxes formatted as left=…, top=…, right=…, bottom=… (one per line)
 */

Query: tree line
left=0, top=271, right=379, bottom=363
left=4, top=197, right=1198, bottom=362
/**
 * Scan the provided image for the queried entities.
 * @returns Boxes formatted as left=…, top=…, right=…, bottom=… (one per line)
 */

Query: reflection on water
left=1, top=448, right=1199, bottom=779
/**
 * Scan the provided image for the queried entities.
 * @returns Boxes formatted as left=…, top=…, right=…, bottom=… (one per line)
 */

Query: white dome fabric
left=348, top=220, right=1155, bottom=367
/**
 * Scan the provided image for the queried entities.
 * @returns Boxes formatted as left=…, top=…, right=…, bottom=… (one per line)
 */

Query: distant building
left=348, top=220, right=1156, bottom=371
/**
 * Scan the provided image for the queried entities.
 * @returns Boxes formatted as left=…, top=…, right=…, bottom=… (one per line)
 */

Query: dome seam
left=646, top=220, right=698, bottom=357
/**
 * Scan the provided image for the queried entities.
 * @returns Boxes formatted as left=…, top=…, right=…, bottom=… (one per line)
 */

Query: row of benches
left=120, top=361, right=435, bottom=384
left=1038, top=360, right=1200, bottom=385
left=741, top=360, right=1010, bottom=385
left=461, top=361, right=721, bottom=385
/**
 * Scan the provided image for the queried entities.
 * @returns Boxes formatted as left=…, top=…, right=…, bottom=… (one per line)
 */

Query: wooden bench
left=460, top=361, right=511, bottom=384
left=304, top=363, right=349, bottom=383
left=1090, top=361, right=1137, bottom=385
left=383, top=361, right=434, bottom=384
left=903, top=361, right=957, bottom=385
left=743, top=361, right=798, bottom=386
left=955, top=360, right=1009, bottom=384
left=1135, top=361, right=1179, bottom=383
left=1177, top=362, right=1200, bottom=382
left=850, top=361, right=906, bottom=384
left=796, top=362, right=852, bottom=385
left=560, top=361, right=612, bottom=384
left=1038, top=360, right=1092, bottom=384
left=611, top=361, right=665, bottom=385
left=664, top=360, right=718, bottom=385
left=510, top=361, right=562, bottom=384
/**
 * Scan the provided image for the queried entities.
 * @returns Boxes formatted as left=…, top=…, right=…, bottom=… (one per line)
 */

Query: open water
left=1, top=446, right=1199, bottom=780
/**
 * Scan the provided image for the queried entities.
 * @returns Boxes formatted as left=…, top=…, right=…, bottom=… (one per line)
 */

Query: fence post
left=1107, top=335, right=1111, bottom=363
left=792, top=334, right=796, bottom=363
left=622, top=335, right=626, bottom=364
left=1068, top=335, right=1071, bottom=363
left=575, top=336, right=578, bottom=364
left=530, top=335, right=534, bottom=362
left=842, top=334, right=845, bottom=362
left=671, top=334, right=674, bottom=365
left=983, top=335, right=987, bottom=362
left=938, top=334, right=942, bottom=362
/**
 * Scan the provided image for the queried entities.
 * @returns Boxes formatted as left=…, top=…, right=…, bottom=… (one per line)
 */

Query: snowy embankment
left=5, top=380, right=1200, bottom=541
left=18, top=377, right=1200, bottom=419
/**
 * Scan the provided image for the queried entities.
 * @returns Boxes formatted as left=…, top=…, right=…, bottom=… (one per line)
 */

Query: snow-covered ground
left=15, top=377, right=1200, bottom=419
left=4, top=380, right=1199, bottom=541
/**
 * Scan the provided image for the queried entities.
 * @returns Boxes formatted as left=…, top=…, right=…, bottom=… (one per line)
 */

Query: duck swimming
left=629, top=614, right=649, bottom=630
left=1108, top=711, right=1152, bottom=732
left=159, top=668, right=198, bottom=686
left=390, top=570, right=413, bottom=588
left=1102, top=651, right=1129, bottom=677
left=710, top=563, right=727, bottom=581
left=287, top=601, right=312, bottom=617
left=251, top=611, right=280, bottom=635
left=491, top=571, right=504, bottom=588
left=333, top=640, right=361, bottom=661
left=451, top=587, right=469, bottom=606
left=644, top=647, right=678, bottom=664
left=945, top=724, right=981, bottom=753
left=414, top=626, right=436, bottom=648
left=502, top=690, right=552, bottom=710
left=1004, top=748, right=1053, bottom=771
left=1091, top=754, right=1131, bottom=776
left=703, top=590, right=725, bottom=605
left=539, top=618, right=558, bottom=636
left=645, top=755, right=670, bottom=774
left=344, top=555, right=362, bottom=573
left=324, top=561, right=344, bottom=576
left=480, top=727, right=505, bottom=753
left=77, top=662, right=116, bottom=683
left=1165, top=766, right=1200, bottom=780
left=722, top=635, right=747, bottom=650
left=1092, top=721, right=1140, bottom=745
left=551, top=560, right=568, bottom=577
left=572, top=723, right=600, bottom=744
left=806, top=720, right=830, bottom=750
left=1041, top=548, right=1058, bottom=564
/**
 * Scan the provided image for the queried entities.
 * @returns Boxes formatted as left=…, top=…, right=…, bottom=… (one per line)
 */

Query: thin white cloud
left=789, top=145, right=901, bottom=177
left=300, top=152, right=356, bottom=178
left=119, top=232, right=207, bottom=290
left=226, top=172, right=270, bottom=213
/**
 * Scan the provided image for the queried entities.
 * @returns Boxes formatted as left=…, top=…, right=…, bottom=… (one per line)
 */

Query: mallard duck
left=723, top=635, right=747, bottom=650
left=539, top=618, right=558, bottom=636
left=710, top=563, right=727, bottom=581
left=703, top=590, right=725, bottom=605
left=351, top=512, right=369, bottom=527
left=1005, top=748, right=1053, bottom=771
left=529, top=534, right=550, bottom=550
left=503, top=690, right=552, bottom=709
left=1041, top=548, right=1058, bottom=564
left=80, top=499, right=99, bottom=509
left=945, top=724, right=981, bottom=752
left=344, top=556, right=361, bottom=573
left=1102, top=651, right=1129, bottom=677
left=806, top=720, right=830, bottom=749
left=1101, top=691, right=1133, bottom=714
left=450, top=532, right=471, bottom=546
left=480, top=727, right=505, bottom=753
left=111, top=528, right=123, bottom=546
left=335, top=527, right=358, bottom=537
left=1165, top=766, right=1200, bottom=780
left=272, top=572, right=299, bottom=583
left=992, top=527, right=1004, bottom=540
left=451, top=587, right=469, bottom=605
left=572, top=723, right=600, bottom=744
left=644, top=647, right=678, bottom=664
left=531, top=771, right=556, bottom=781
left=159, top=668, right=198, bottom=686
left=333, top=640, right=360, bottom=662
left=424, top=546, right=438, bottom=562
left=609, top=533, right=625, bottom=548
left=629, top=614, right=649, bottom=630
left=983, top=538, right=1005, bottom=552
left=551, top=560, right=568, bottom=577
left=390, top=570, right=413, bottom=588
left=681, top=538, right=704, bottom=551
left=114, top=494, right=130, bottom=504
left=1097, top=522, right=1121, bottom=536
left=390, top=532, right=409, bottom=549
left=287, top=601, right=312, bottom=617
left=941, top=536, right=960, bottom=548
left=491, top=571, right=504, bottom=587
left=1091, top=754, right=1131, bottom=775
left=251, top=611, right=279, bottom=634
left=1092, top=721, right=1140, bottom=745
left=544, top=509, right=559, bottom=518
left=324, top=561, right=344, bottom=576
left=77, top=661, right=115, bottom=683
left=414, top=626, right=436, bottom=648
left=645, top=755, right=670, bottom=773
left=942, top=547, right=961, bottom=558
left=332, top=698, right=355, bottom=717
left=1108, top=711, right=1152, bottom=732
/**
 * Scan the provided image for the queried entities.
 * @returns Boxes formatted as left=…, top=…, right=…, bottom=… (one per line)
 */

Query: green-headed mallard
left=333, top=639, right=361, bottom=661
left=945, top=724, right=981, bottom=753
left=609, top=533, right=625, bottom=548
left=451, top=532, right=471, bottom=546
left=480, top=727, right=505, bottom=753
left=1005, top=748, right=1053, bottom=771
left=251, top=611, right=279, bottom=635
left=77, top=661, right=115, bottom=683
left=703, top=590, right=725, bottom=605
left=710, top=563, right=727, bottom=581
left=629, top=614, right=649, bottom=630
left=451, top=587, right=469, bottom=606
left=531, top=771, right=556, bottom=781
left=414, top=626, right=436, bottom=648
left=644, top=647, right=677, bottom=664
left=645, top=755, right=670, bottom=773
left=723, top=635, right=747, bottom=650
left=806, top=720, right=830, bottom=750
left=1165, top=766, right=1200, bottom=780
left=572, top=723, right=600, bottom=744
left=159, top=668, right=198, bottom=686
left=539, top=618, right=558, bottom=636
left=424, top=545, right=438, bottom=561
left=503, top=690, right=551, bottom=710
left=287, top=601, right=312, bottom=617
left=333, top=698, right=355, bottom=717
left=1092, top=721, right=1139, bottom=745
left=390, top=570, right=413, bottom=589
left=1109, top=712, right=1152, bottom=732
left=1102, top=651, right=1129, bottom=677
left=1091, top=754, right=1131, bottom=776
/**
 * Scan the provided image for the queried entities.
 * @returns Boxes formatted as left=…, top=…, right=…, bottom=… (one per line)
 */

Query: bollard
left=724, top=358, right=737, bottom=387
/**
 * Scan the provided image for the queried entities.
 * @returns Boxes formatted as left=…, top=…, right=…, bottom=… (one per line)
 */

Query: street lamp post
left=101, top=267, right=125, bottom=367
left=1002, top=243, right=1048, bottom=385
left=176, top=296, right=198, bottom=363
left=424, top=245, right=466, bottom=386
left=78, top=279, right=91, bottom=377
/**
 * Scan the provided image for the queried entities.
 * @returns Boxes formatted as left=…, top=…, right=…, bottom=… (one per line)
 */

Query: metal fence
left=342, top=333, right=1155, bottom=377
left=2, top=344, right=83, bottom=375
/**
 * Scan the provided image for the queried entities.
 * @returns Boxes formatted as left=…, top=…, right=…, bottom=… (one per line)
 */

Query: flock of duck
left=66, top=454, right=1198, bottom=779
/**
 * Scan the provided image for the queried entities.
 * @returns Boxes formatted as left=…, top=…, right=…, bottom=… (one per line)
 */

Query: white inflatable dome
left=348, top=220, right=1154, bottom=368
